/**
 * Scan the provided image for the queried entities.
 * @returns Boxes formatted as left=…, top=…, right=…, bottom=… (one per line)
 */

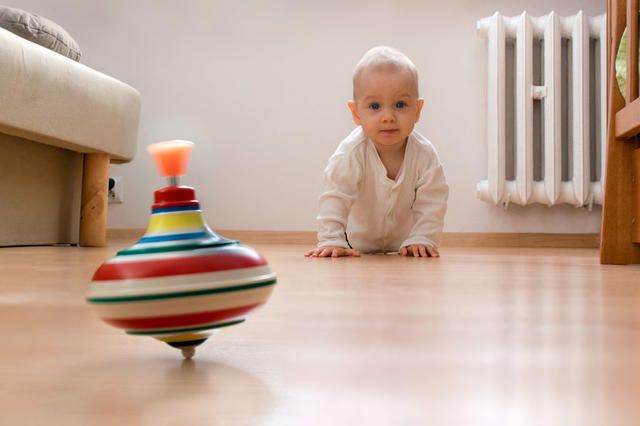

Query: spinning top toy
left=87, top=140, right=276, bottom=359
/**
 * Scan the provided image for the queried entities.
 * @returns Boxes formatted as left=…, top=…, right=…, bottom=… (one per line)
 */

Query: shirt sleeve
left=316, top=152, right=362, bottom=248
left=400, top=158, right=449, bottom=249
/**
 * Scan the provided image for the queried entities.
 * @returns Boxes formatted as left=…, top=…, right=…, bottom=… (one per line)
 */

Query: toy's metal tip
left=181, top=347, right=196, bottom=359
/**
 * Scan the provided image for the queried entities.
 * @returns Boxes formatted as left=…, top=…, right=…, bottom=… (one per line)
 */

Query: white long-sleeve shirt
left=316, top=126, right=448, bottom=253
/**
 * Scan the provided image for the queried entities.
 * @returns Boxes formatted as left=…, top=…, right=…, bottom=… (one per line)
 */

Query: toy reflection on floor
left=87, top=140, right=276, bottom=359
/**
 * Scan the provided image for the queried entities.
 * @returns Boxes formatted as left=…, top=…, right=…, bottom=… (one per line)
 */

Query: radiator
left=476, top=11, right=606, bottom=209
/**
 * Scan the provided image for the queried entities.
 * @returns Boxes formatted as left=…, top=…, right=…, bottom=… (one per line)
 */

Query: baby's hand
left=304, top=246, right=361, bottom=258
left=399, top=244, right=439, bottom=258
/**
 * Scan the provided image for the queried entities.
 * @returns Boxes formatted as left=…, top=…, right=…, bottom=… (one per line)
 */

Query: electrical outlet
left=108, top=176, right=124, bottom=203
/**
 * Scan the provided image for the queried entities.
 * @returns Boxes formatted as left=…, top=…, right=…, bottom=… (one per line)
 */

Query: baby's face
left=349, top=66, right=423, bottom=149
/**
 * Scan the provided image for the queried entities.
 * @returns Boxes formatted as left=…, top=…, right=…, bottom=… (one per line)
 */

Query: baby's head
left=348, top=46, right=424, bottom=148
left=352, top=46, right=419, bottom=100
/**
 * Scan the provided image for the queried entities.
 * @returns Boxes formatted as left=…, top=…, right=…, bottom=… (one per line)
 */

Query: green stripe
left=87, top=279, right=276, bottom=304
left=126, top=319, right=245, bottom=335
left=117, top=239, right=238, bottom=256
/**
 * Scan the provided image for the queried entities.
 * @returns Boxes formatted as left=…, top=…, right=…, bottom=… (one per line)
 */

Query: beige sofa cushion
left=0, top=26, right=140, bottom=162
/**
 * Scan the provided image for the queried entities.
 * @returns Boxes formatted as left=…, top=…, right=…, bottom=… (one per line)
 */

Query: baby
left=305, top=46, right=448, bottom=258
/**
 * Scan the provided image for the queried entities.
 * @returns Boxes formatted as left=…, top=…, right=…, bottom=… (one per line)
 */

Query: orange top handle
left=147, top=140, right=194, bottom=181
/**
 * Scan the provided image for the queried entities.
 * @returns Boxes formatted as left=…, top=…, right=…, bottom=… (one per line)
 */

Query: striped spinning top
left=87, top=179, right=276, bottom=359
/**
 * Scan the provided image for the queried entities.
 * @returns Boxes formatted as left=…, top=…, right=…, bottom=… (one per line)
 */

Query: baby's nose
left=381, top=108, right=395, bottom=122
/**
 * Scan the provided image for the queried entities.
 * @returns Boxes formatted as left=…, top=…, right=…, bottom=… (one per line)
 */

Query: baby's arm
left=400, top=161, right=448, bottom=257
left=306, top=153, right=362, bottom=258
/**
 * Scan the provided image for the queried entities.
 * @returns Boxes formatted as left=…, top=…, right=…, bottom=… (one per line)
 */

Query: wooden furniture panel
left=626, top=0, right=638, bottom=101
left=633, top=148, right=640, bottom=241
left=600, top=0, right=640, bottom=264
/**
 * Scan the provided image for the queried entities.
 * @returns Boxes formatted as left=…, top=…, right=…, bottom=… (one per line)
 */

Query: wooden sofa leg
left=80, top=154, right=110, bottom=247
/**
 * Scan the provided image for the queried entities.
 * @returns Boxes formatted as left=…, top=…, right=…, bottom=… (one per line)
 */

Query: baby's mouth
left=379, top=129, right=399, bottom=134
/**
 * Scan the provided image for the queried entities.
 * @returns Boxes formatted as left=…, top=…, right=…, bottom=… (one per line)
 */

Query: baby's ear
left=415, top=98, right=425, bottom=121
left=347, top=100, right=361, bottom=125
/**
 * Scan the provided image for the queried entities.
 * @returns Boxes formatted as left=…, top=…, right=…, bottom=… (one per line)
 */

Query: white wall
left=8, top=0, right=606, bottom=233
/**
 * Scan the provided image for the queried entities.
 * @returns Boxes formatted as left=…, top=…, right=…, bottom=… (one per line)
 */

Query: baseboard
left=107, top=229, right=600, bottom=248
left=106, top=229, right=315, bottom=245
left=106, top=228, right=146, bottom=241
left=441, top=233, right=599, bottom=248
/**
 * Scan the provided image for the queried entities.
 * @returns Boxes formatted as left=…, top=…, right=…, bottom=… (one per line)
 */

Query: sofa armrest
left=0, top=26, right=141, bottom=162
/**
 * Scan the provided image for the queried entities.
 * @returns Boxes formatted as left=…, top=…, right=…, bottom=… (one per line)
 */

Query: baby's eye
left=395, top=101, right=407, bottom=109
left=368, top=102, right=381, bottom=110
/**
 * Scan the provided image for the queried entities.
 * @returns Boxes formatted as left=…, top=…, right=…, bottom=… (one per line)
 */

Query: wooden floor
left=1, top=237, right=640, bottom=425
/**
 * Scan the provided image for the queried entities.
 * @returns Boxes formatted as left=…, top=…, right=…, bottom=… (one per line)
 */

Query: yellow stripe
left=158, top=332, right=209, bottom=343
left=147, top=212, right=206, bottom=233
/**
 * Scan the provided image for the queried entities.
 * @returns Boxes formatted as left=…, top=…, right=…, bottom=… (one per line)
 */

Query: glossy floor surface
left=1, top=239, right=639, bottom=425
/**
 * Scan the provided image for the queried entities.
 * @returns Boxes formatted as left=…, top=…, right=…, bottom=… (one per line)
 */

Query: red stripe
left=93, top=249, right=267, bottom=281
left=102, top=303, right=261, bottom=330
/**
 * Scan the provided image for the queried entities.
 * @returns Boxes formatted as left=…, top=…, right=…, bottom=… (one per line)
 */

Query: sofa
left=0, top=23, right=141, bottom=247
